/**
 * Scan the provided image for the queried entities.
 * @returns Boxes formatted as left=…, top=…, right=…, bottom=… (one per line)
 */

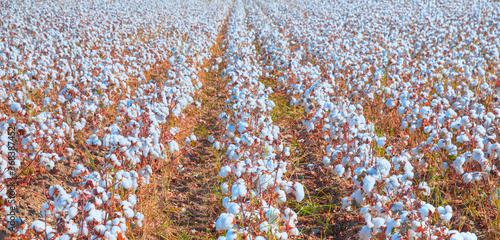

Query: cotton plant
left=31, top=166, right=149, bottom=240
left=214, top=1, right=304, bottom=239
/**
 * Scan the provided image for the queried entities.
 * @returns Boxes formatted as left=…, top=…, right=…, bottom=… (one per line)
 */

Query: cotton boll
left=276, top=189, right=287, bottom=203
left=289, top=226, right=299, bottom=236
left=385, top=219, right=401, bottom=236
left=459, top=232, right=477, bottom=240
left=226, top=202, right=240, bottom=214
left=341, top=197, right=352, bottom=210
left=124, top=208, right=134, bottom=218
left=221, top=182, right=229, bottom=193
left=419, top=203, right=435, bottom=220
left=359, top=226, right=372, bottom=240
left=448, top=231, right=465, bottom=240
left=439, top=205, right=453, bottom=222
left=219, top=166, right=232, bottom=177
left=385, top=146, right=394, bottom=156
left=32, top=220, right=54, bottom=233
left=292, top=182, right=304, bottom=202
left=419, top=182, right=431, bottom=196
left=385, top=98, right=397, bottom=108
left=372, top=217, right=386, bottom=232
left=446, top=108, right=457, bottom=119
left=334, top=164, right=345, bottom=177
left=376, top=137, right=387, bottom=148
left=231, top=180, right=247, bottom=200
left=277, top=232, right=288, bottom=240
left=214, top=141, right=221, bottom=150
left=363, top=175, right=375, bottom=193
left=265, top=207, right=280, bottom=223
left=215, top=213, right=234, bottom=231
left=168, top=141, right=180, bottom=152
left=463, top=173, right=473, bottom=183
left=353, top=188, right=365, bottom=204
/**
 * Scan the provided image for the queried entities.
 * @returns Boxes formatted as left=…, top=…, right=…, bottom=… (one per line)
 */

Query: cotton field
left=0, top=0, right=499, bottom=239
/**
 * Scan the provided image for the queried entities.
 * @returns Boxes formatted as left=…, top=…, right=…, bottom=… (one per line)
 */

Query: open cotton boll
left=276, top=232, right=288, bottom=240
left=463, top=173, right=473, bottom=183
left=385, top=219, right=401, bottom=236
left=225, top=229, right=239, bottom=240
left=265, top=207, right=280, bottom=223
left=445, top=108, right=458, bottom=119
left=259, top=221, right=271, bottom=233
left=222, top=197, right=231, bottom=208
left=231, top=179, right=247, bottom=200
left=215, top=213, right=235, bottom=231
left=341, top=197, right=352, bottom=210
left=376, top=137, right=387, bottom=148
left=419, top=203, right=436, bottom=220
left=168, top=140, right=180, bottom=152
left=219, top=166, right=232, bottom=177
left=438, top=205, right=453, bottom=222
left=226, top=202, right=240, bottom=214
left=363, top=175, right=376, bottom=193
left=221, top=182, right=229, bottom=193
left=323, top=156, right=332, bottom=167
left=292, top=182, right=305, bottom=202
left=190, top=133, right=197, bottom=142
left=359, top=226, right=372, bottom=240
left=385, top=98, right=397, bottom=108
left=371, top=217, right=386, bottom=232
left=282, top=208, right=297, bottom=222
left=419, top=182, right=431, bottom=196
left=334, top=164, right=345, bottom=177
left=10, top=102, right=22, bottom=112
left=214, top=141, right=221, bottom=150
left=448, top=231, right=471, bottom=240
left=276, top=189, right=287, bottom=203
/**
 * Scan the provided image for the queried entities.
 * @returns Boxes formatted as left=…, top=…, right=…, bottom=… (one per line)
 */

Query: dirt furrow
left=133, top=13, right=232, bottom=240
